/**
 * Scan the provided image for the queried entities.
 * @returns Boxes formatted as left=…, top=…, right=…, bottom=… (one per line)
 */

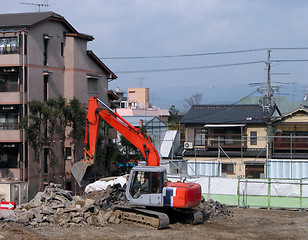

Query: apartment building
left=0, top=12, right=116, bottom=195
left=127, top=87, right=150, bottom=109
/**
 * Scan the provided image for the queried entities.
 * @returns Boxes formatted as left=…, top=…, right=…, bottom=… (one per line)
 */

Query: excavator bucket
left=71, top=161, right=93, bottom=187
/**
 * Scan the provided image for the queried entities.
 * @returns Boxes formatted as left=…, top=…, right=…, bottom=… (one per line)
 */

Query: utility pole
left=265, top=49, right=273, bottom=178
left=266, top=49, right=272, bottom=111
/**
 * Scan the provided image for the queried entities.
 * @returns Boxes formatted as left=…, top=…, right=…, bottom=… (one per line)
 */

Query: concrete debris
left=199, top=198, right=233, bottom=218
left=10, top=183, right=123, bottom=228
left=0, top=182, right=233, bottom=228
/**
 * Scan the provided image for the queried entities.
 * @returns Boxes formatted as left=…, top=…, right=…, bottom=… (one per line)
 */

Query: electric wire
left=101, top=48, right=266, bottom=60
left=115, top=60, right=265, bottom=74
left=101, top=47, right=308, bottom=60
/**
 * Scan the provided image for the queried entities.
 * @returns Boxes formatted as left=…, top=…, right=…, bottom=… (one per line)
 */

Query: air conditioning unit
left=184, top=142, right=193, bottom=149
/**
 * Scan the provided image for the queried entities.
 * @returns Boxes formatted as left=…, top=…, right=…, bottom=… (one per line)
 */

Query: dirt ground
left=0, top=207, right=307, bottom=240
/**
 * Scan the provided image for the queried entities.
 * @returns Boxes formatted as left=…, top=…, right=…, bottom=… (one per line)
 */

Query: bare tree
left=183, top=93, right=203, bottom=111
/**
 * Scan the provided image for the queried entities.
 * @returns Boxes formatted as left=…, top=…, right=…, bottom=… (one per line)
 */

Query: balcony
left=0, top=168, right=21, bottom=179
left=0, top=52, right=22, bottom=66
left=0, top=121, right=21, bottom=142
left=204, top=134, right=247, bottom=150
left=0, top=122, right=18, bottom=130
left=273, top=136, right=308, bottom=152
left=0, top=37, right=23, bottom=66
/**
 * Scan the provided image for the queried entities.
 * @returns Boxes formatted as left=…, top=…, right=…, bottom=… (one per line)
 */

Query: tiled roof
left=0, top=11, right=76, bottom=33
left=181, top=104, right=270, bottom=124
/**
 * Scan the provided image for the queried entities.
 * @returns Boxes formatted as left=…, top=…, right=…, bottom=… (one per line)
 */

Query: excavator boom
left=72, top=96, right=160, bottom=186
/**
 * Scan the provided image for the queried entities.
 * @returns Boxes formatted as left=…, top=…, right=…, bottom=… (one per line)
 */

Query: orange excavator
left=71, top=96, right=203, bottom=228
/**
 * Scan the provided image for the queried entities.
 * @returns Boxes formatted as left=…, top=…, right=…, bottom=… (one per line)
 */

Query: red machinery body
left=163, top=182, right=201, bottom=208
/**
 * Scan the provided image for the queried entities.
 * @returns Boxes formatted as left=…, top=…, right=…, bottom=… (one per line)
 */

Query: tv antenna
left=20, top=1, right=49, bottom=12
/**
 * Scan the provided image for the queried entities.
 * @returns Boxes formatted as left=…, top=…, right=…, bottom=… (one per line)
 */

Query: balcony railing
left=204, top=134, right=247, bottom=149
left=273, top=136, right=308, bottom=151
left=0, top=83, right=19, bottom=92
left=0, top=122, right=19, bottom=130
left=0, top=45, right=19, bottom=54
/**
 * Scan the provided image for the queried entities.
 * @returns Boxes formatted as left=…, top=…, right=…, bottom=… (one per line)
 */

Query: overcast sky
left=3, top=0, right=308, bottom=110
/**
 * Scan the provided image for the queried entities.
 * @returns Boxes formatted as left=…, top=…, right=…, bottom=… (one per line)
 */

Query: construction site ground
left=0, top=207, right=307, bottom=240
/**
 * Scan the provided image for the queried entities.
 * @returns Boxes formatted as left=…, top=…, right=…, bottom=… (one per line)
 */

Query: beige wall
left=283, top=114, right=308, bottom=122
left=246, top=126, right=267, bottom=148
left=127, top=87, right=150, bottom=109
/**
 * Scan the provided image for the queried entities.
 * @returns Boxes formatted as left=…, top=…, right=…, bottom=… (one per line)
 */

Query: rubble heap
left=16, top=183, right=124, bottom=227
left=1, top=182, right=233, bottom=228
left=90, top=183, right=128, bottom=208
left=199, top=198, right=233, bottom=218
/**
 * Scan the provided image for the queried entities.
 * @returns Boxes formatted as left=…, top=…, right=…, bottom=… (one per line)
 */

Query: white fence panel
left=302, top=180, right=308, bottom=198
left=270, top=179, right=300, bottom=197
left=210, top=177, right=238, bottom=195
left=239, top=179, right=268, bottom=196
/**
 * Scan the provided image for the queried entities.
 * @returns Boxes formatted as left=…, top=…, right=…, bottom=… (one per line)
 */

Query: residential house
left=0, top=12, right=116, bottom=197
left=268, top=107, right=308, bottom=178
left=180, top=104, right=280, bottom=178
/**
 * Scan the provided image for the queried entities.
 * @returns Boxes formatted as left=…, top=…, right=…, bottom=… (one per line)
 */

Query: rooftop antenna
left=20, top=1, right=49, bottom=12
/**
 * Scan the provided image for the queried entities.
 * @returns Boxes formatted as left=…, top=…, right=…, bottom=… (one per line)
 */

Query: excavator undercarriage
left=115, top=205, right=204, bottom=229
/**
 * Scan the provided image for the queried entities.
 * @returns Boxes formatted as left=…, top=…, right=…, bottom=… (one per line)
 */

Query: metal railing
left=0, top=122, right=19, bottom=130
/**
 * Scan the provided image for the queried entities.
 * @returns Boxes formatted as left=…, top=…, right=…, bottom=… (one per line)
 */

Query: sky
left=2, top=0, right=308, bottom=111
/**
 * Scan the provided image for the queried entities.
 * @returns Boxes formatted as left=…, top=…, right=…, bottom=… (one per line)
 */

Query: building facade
left=0, top=12, right=116, bottom=195
left=127, top=87, right=150, bottom=109
left=179, top=104, right=281, bottom=179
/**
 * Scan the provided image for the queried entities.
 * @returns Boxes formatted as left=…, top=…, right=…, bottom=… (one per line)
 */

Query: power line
left=272, top=59, right=308, bottom=63
left=101, top=47, right=308, bottom=60
left=115, top=60, right=265, bottom=74
left=102, top=48, right=267, bottom=60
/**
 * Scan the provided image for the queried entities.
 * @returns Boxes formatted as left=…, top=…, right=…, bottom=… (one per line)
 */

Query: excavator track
left=160, top=207, right=205, bottom=225
left=115, top=206, right=205, bottom=229
left=115, top=206, right=170, bottom=229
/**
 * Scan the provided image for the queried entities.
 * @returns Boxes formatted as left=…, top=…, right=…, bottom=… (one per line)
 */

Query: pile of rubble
left=199, top=198, right=233, bottom=218
left=14, top=183, right=125, bottom=227
left=1, top=181, right=233, bottom=228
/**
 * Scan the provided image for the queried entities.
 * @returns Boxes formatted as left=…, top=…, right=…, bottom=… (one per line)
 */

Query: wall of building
left=127, top=87, right=149, bottom=109
left=246, top=125, right=267, bottom=149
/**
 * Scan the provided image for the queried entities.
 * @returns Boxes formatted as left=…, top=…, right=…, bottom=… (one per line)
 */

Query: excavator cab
left=126, top=166, right=167, bottom=207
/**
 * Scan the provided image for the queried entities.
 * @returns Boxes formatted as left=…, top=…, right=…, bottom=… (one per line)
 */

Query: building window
left=65, top=147, right=72, bottom=160
left=0, top=37, right=18, bottom=54
left=44, top=148, right=49, bottom=174
left=61, top=42, right=64, bottom=56
left=87, top=78, right=98, bottom=92
left=0, top=143, right=19, bottom=168
left=250, top=131, right=257, bottom=145
left=222, top=163, right=235, bottom=174
left=43, top=35, right=50, bottom=65
left=0, top=106, right=19, bottom=130
left=195, top=129, right=206, bottom=146
left=0, top=68, right=19, bottom=92
left=43, top=75, right=48, bottom=101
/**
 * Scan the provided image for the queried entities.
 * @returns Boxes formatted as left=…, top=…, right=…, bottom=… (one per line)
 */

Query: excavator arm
left=72, top=96, right=160, bottom=186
